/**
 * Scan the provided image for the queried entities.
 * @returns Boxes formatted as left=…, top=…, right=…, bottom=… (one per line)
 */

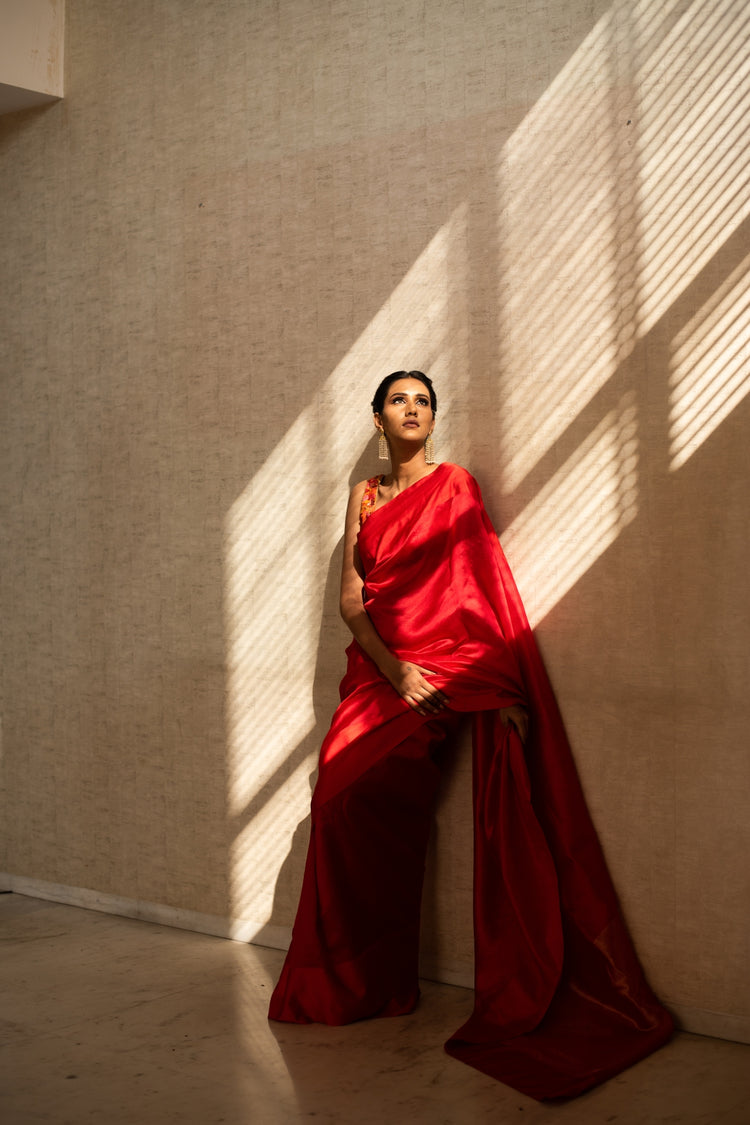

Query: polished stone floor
left=1, top=893, right=748, bottom=1124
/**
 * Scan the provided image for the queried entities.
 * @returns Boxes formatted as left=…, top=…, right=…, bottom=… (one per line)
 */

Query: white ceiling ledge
left=0, top=0, right=64, bottom=117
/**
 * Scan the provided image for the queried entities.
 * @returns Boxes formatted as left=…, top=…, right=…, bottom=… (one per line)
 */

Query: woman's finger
left=512, top=710, right=529, bottom=744
left=499, top=706, right=529, bottom=743
left=397, top=663, right=448, bottom=712
left=414, top=669, right=449, bottom=705
left=419, top=687, right=445, bottom=710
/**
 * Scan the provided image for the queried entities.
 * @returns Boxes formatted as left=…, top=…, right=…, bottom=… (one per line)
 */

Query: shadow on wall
left=224, top=0, right=749, bottom=1020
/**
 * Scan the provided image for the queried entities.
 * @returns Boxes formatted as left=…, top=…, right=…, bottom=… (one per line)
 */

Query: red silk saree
left=268, top=462, right=673, bottom=1099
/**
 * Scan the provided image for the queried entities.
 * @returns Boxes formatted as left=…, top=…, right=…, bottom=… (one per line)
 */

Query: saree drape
left=268, top=462, right=673, bottom=1099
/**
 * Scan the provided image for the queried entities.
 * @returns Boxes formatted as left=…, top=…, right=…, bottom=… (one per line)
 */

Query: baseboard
left=2, top=871, right=748, bottom=1046
left=419, top=957, right=473, bottom=990
left=0, top=872, right=292, bottom=952
left=668, top=1003, right=750, bottom=1045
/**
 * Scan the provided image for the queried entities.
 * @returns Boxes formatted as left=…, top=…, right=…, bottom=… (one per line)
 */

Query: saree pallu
left=268, top=462, right=673, bottom=1099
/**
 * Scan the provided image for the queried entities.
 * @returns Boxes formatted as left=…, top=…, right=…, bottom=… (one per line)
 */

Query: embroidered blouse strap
left=359, top=475, right=383, bottom=525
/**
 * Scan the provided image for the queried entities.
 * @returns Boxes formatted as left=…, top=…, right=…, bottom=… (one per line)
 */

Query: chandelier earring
left=378, top=430, right=389, bottom=461
left=424, top=433, right=435, bottom=464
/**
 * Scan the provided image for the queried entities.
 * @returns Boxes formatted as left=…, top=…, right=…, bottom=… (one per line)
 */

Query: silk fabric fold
left=268, top=462, right=672, bottom=1099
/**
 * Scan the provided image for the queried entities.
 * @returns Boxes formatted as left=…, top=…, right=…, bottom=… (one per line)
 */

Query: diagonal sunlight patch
left=668, top=252, right=750, bottom=471
left=635, top=2, right=750, bottom=335
left=497, top=0, right=749, bottom=494
left=502, top=393, right=639, bottom=627
left=496, top=0, right=646, bottom=495
left=228, top=756, right=313, bottom=944
left=224, top=204, right=471, bottom=936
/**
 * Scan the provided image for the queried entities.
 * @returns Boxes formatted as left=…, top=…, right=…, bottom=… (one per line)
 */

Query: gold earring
left=424, top=434, right=435, bottom=464
left=378, top=430, right=389, bottom=461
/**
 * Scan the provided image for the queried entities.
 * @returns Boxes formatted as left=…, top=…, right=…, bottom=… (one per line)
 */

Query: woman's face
left=375, top=378, right=435, bottom=446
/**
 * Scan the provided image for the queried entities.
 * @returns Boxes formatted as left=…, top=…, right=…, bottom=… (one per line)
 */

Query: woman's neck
left=386, top=450, right=436, bottom=491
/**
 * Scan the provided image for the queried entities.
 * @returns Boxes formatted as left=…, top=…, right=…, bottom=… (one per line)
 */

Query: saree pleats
left=269, top=720, right=454, bottom=1025
left=268, top=463, right=673, bottom=1098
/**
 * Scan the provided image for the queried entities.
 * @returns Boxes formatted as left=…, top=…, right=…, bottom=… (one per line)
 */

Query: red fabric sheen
left=268, top=462, right=673, bottom=1099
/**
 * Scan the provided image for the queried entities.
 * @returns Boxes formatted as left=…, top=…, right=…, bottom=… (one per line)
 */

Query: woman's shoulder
left=437, top=462, right=480, bottom=489
left=346, top=475, right=382, bottom=523
left=350, top=475, right=384, bottom=529
left=439, top=461, right=471, bottom=479
left=350, top=474, right=383, bottom=499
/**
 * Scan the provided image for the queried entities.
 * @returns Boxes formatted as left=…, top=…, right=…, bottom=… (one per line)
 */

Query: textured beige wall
left=1, top=0, right=748, bottom=1039
left=0, top=0, right=65, bottom=96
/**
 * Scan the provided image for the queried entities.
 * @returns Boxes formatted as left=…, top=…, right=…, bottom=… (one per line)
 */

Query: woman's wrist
left=377, top=653, right=401, bottom=683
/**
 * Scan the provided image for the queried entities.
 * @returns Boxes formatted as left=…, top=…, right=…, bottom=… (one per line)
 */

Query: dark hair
left=371, top=370, right=437, bottom=415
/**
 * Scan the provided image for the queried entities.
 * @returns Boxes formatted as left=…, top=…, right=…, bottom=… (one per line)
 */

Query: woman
left=269, top=371, right=673, bottom=1099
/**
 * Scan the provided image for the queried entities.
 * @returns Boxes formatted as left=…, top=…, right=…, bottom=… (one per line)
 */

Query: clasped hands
left=387, top=660, right=529, bottom=744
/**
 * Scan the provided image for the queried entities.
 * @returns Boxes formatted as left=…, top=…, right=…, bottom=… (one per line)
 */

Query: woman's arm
left=339, top=483, right=447, bottom=715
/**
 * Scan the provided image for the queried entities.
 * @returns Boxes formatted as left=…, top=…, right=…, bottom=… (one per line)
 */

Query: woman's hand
left=386, top=661, right=449, bottom=716
left=499, top=705, right=529, bottom=744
